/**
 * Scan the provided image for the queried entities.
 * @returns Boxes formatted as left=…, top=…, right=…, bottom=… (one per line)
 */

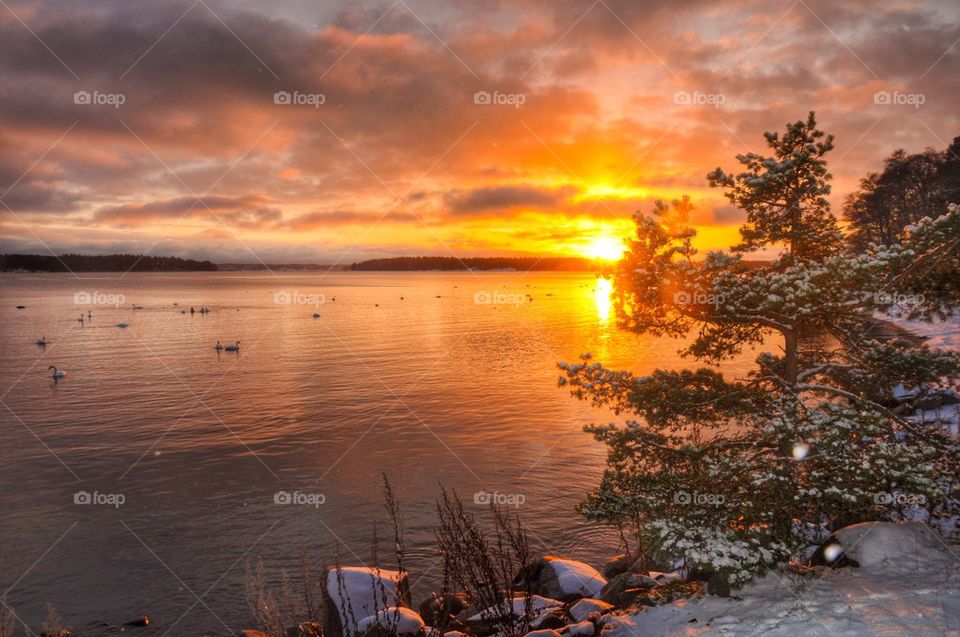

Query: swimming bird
left=224, top=340, right=240, bottom=352
left=36, top=337, right=47, bottom=346
left=214, top=340, right=223, bottom=350
left=117, top=322, right=129, bottom=328
left=48, top=366, right=65, bottom=378
left=313, top=313, right=321, bottom=318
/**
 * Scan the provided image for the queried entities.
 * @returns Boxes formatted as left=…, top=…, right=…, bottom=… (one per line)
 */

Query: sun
left=584, top=236, right=626, bottom=261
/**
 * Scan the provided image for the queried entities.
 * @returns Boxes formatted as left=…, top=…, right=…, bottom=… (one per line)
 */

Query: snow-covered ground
left=883, top=313, right=960, bottom=350
left=604, top=522, right=960, bottom=636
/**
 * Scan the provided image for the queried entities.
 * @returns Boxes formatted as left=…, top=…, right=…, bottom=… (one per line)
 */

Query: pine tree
left=561, top=113, right=960, bottom=588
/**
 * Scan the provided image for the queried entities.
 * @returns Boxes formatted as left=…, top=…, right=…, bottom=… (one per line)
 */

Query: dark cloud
left=445, top=185, right=578, bottom=215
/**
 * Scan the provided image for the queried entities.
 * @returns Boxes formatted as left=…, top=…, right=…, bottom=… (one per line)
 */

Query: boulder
left=286, top=623, right=322, bottom=637
left=601, top=554, right=641, bottom=579
left=324, top=567, right=412, bottom=637
left=457, top=595, right=561, bottom=636
left=598, top=573, right=657, bottom=607
left=419, top=592, right=469, bottom=631
left=561, top=621, right=596, bottom=637
left=834, top=521, right=952, bottom=570
left=567, top=599, right=613, bottom=623
left=529, top=607, right=568, bottom=630
left=357, top=607, right=425, bottom=637
left=518, top=556, right=607, bottom=601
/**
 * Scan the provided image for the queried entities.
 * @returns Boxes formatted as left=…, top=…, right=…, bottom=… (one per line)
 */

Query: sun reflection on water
left=594, top=276, right=613, bottom=323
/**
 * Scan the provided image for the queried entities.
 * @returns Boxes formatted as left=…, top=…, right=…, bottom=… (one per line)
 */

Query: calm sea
left=0, top=271, right=759, bottom=636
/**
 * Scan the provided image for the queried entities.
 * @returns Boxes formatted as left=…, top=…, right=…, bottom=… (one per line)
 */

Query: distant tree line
left=1, top=253, right=218, bottom=272
left=845, top=135, right=960, bottom=249
left=350, top=256, right=593, bottom=271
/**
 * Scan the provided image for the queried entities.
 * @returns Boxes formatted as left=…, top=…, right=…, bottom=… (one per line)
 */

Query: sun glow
left=594, top=276, right=613, bottom=323
left=584, top=236, right=627, bottom=261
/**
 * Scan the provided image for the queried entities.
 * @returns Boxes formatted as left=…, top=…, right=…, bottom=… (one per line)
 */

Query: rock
left=914, top=390, right=960, bottom=410
left=419, top=592, right=469, bottom=630
left=561, top=621, right=596, bottom=637
left=523, top=630, right=561, bottom=637
left=324, top=567, right=412, bottom=637
left=529, top=607, right=568, bottom=630
left=599, top=573, right=657, bottom=607
left=568, top=599, right=613, bottom=623
left=457, top=595, right=561, bottom=636
left=357, top=607, right=425, bottom=637
left=240, top=631, right=270, bottom=637
left=705, top=572, right=732, bottom=598
left=518, top=556, right=607, bottom=601
left=834, top=521, right=951, bottom=570
left=124, top=616, right=150, bottom=627
left=442, top=632, right=467, bottom=637
left=601, top=554, right=642, bottom=579
left=596, top=614, right=640, bottom=637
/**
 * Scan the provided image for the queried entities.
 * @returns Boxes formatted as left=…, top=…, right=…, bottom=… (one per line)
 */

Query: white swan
left=214, top=340, right=223, bottom=350
left=224, top=340, right=240, bottom=352
left=36, top=337, right=47, bottom=346
left=48, top=366, right=65, bottom=378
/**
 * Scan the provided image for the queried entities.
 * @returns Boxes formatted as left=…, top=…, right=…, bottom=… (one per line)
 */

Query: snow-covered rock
left=523, top=630, right=561, bottom=637
left=834, top=521, right=953, bottom=570
left=325, top=567, right=411, bottom=637
left=561, top=621, right=596, bottom=637
left=463, top=595, right=561, bottom=622
left=568, top=598, right=613, bottom=622
left=522, top=556, right=607, bottom=601
left=356, top=607, right=425, bottom=637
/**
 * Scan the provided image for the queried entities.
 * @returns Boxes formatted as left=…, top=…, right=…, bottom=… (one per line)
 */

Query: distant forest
left=1, top=254, right=218, bottom=272
left=350, top=256, right=594, bottom=271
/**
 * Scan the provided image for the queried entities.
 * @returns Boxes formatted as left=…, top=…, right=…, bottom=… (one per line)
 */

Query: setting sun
left=585, top=236, right=627, bottom=261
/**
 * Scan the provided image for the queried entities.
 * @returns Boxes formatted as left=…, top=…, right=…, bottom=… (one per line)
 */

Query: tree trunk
left=784, top=329, right=798, bottom=385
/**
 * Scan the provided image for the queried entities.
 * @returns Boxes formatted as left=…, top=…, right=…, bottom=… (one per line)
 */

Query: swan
left=48, top=366, right=65, bottom=378
left=313, top=313, right=320, bottom=318
left=214, top=340, right=223, bottom=350
left=224, top=340, right=240, bottom=352
left=132, top=304, right=143, bottom=310
left=117, top=322, right=129, bottom=328
left=36, top=337, right=47, bottom=346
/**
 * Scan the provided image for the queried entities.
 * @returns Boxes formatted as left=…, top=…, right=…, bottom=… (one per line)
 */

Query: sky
left=0, top=0, right=958, bottom=264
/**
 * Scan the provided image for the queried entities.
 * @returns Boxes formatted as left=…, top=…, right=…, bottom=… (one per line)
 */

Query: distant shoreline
left=3, top=254, right=599, bottom=273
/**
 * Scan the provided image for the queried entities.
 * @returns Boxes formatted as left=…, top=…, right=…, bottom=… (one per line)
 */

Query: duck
left=313, top=313, right=321, bottom=318
left=117, top=322, right=129, bottom=328
left=224, top=340, right=240, bottom=352
left=214, top=340, right=224, bottom=351
left=48, top=366, right=65, bottom=379
left=36, top=337, right=47, bottom=346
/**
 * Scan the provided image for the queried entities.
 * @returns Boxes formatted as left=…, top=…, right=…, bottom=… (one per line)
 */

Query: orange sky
left=0, top=0, right=958, bottom=263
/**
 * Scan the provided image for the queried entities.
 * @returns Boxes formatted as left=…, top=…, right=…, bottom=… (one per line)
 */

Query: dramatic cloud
left=0, top=0, right=957, bottom=261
